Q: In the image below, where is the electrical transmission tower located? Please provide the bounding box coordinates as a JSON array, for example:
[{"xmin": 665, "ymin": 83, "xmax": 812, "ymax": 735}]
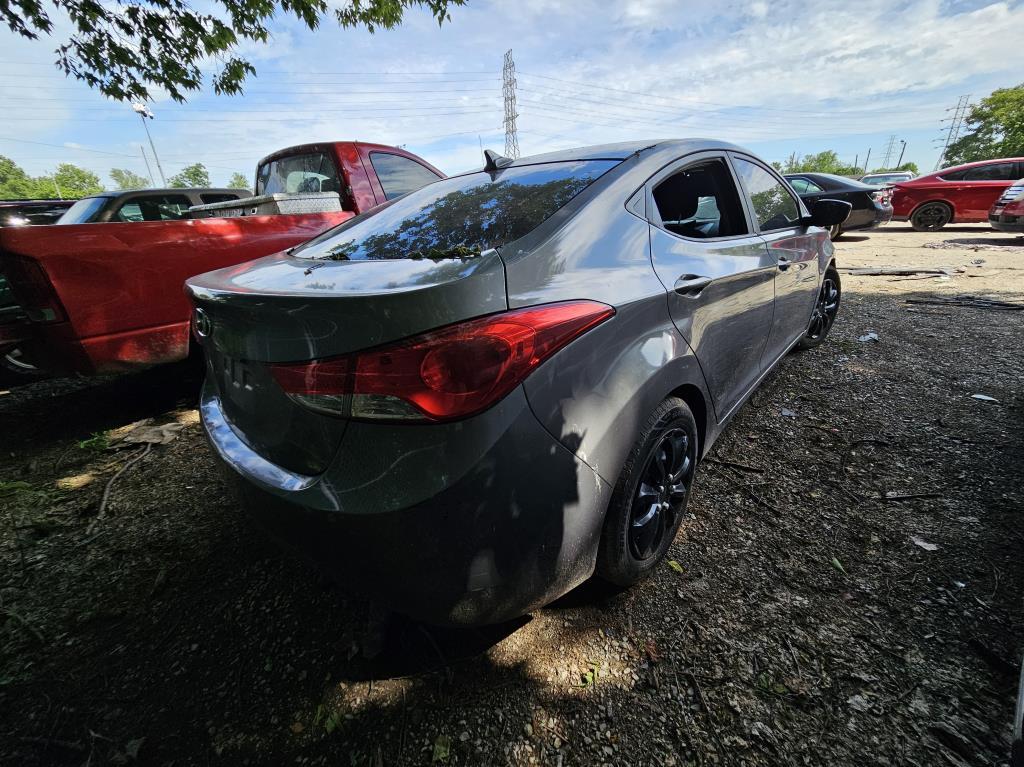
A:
[
  {"xmin": 934, "ymin": 94, "xmax": 970, "ymax": 170},
  {"xmin": 502, "ymin": 49, "xmax": 520, "ymax": 159},
  {"xmin": 880, "ymin": 134, "xmax": 897, "ymax": 169}
]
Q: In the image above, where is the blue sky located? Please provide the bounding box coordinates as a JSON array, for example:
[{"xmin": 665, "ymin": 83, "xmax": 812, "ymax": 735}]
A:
[{"xmin": 2, "ymin": 0, "xmax": 1023, "ymax": 187}]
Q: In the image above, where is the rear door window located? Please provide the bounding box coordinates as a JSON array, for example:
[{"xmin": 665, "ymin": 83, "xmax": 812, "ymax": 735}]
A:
[
  {"xmin": 961, "ymin": 162, "xmax": 1017, "ymax": 181},
  {"xmin": 651, "ymin": 158, "xmax": 748, "ymax": 239},
  {"xmin": 293, "ymin": 159, "xmax": 619, "ymax": 261},
  {"xmin": 114, "ymin": 194, "xmax": 191, "ymax": 222},
  {"xmin": 369, "ymin": 152, "xmax": 442, "ymax": 200},
  {"xmin": 733, "ymin": 158, "xmax": 802, "ymax": 231},
  {"xmin": 788, "ymin": 177, "xmax": 824, "ymax": 194}
]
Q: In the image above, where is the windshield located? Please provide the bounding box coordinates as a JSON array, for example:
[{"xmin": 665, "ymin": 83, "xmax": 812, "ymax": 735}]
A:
[
  {"xmin": 293, "ymin": 159, "xmax": 619, "ymax": 261},
  {"xmin": 57, "ymin": 196, "xmax": 109, "ymax": 224},
  {"xmin": 256, "ymin": 152, "xmax": 340, "ymax": 196}
]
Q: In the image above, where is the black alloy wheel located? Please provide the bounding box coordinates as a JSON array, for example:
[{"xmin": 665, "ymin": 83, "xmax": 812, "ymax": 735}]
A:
[
  {"xmin": 795, "ymin": 266, "xmax": 842, "ymax": 351},
  {"xmin": 629, "ymin": 429, "xmax": 692, "ymax": 560},
  {"xmin": 911, "ymin": 202, "xmax": 952, "ymax": 231},
  {"xmin": 597, "ymin": 397, "xmax": 699, "ymax": 586}
]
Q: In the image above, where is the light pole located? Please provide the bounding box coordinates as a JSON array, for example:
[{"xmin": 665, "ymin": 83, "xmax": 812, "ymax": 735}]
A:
[
  {"xmin": 132, "ymin": 103, "xmax": 166, "ymax": 186},
  {"xmin": 896, "ymin": 140, "xmax": 907, "ymax": 168}
]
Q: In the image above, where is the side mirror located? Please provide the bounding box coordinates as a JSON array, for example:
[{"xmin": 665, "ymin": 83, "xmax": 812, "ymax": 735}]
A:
[{"xmin": 805, "ymin": 198, "xmax": 852, "ymax": 228}]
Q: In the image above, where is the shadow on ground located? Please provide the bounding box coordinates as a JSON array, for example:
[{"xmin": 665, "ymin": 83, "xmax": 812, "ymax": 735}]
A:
[{"xmin": 1, "ymin": 284, "xmax": 1022, "ymax": 766}]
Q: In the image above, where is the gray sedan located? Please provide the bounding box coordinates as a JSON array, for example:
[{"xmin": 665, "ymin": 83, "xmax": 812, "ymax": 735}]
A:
[{"xmin": 185, "ymin": 140, "xmax": 849, "ymax": 626}]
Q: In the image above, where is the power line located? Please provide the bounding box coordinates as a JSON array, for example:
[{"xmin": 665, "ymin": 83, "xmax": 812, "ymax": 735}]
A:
[
  {"xmin": 517, "ymin": 71, "xmax": 945, "ymax": 118},
  {"xmin": 0, "ymin": 136, "xmax": 138, "ymax": 157},
  {"xmin": 502, "ymin": 49, "xmax": 520, "ymax": 159}
]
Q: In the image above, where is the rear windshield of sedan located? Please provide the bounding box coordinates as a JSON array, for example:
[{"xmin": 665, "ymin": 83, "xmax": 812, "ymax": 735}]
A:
[{"xmin": 292, "ymin": 159, "xmax": 619, "ymax": 261}]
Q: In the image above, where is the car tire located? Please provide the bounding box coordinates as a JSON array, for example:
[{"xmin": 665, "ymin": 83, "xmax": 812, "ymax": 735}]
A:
[
  {"xmin": 596, "ymin": 397, "xmax": 698, "ymax": 587},
  {"xmin": 910, "ymin": 201, "xmax": 952, "ymax": 231},
  {"xmin": 794, "ymin": 265, "xmax": 842, "ymax": 351},
  {"xmin": 829, "ymin": 223, "xmax": 843, "ymax": 240}
]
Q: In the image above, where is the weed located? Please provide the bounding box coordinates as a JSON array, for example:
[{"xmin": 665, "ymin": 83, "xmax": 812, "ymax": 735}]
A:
[{"xmin": 77, "ymin": 432, "xmax": 110, "ymax": 452}]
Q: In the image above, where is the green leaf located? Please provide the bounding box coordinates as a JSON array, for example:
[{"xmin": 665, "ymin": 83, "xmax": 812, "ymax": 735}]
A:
[
  {"xmin": 432, "ymin": 733, "xmax": 452, "ymax": 762},
  {"xmin": 830, "ymin": 556, "xmax": 848, "ymax": 575},
  {"xmin": 667, "ymin": 560, "xmax": 684, "ymax": 574}
]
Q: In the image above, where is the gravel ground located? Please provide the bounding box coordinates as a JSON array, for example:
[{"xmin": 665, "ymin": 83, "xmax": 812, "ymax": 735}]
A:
[{"xmin": 1, "ymin": 223, "xmax": 1022, "ymax": 766}]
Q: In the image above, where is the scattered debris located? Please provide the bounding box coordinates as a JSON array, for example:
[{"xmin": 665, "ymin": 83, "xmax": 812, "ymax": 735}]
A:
[
  {"xmin": 857, "ymin": 332, "xmax": 879, "ymax": 342},
  {"xmin": 780, "ymin": 407, "xmax": 796, "ymax": 418},
  {"xmin": 85, "ymin": 443, "xmax": 153, "ymax": 535},
  {"xmin": 905, "ymin": 295, "xmax": 1024, "ymax": 311},
  {"xmin": 970, "ymin": 394, "xmax": 999, "ymax": 403},
  {"xmin": 666, "ymin": 559, "xmax": 684, "ymax": 574},
  {"xmin": 843, "ymin": 266, "xmax": 961, "ymax": 276},
  {"xmin": 120, "ymin": 420, "xmax": 185, "ymax": 445},
  {"xmin": 911, "ymin": 536, "xmax": 939, "ymax": 552}
]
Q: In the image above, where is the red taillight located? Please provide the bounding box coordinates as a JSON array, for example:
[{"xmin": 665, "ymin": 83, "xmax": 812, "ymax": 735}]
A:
[
  {"xmin": 270, "ymin": 300, "xmax": 615, "ymax": 422},
  {"xmin": 2, "ymin": 256, "xmax": 66, "ymax": 323}
]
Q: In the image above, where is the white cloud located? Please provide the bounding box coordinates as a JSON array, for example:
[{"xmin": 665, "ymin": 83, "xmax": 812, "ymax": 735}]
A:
[{"xmin": 1, "ymin": 0, "xmax": 1022, "ymax": 179}]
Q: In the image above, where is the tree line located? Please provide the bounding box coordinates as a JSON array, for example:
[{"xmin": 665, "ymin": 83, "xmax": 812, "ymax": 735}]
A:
[
  {"xmin": 0, "ymin": 156, "xmax": 251, "ymax": 199},
  {"xmin": 771, "ymin": 151, "xmax": 918, "ymax": 178}
]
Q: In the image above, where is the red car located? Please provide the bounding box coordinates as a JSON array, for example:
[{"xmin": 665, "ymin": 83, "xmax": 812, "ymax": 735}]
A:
[
  {"xmin": 891, "ymin": 157, "xmax": 1024, "ymax": 231},
  {"xmin": 0, "ymin": 141, "xmax": 444, "ymax": 376}
]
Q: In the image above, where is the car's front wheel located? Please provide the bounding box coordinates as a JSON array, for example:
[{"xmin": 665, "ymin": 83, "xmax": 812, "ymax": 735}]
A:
[
  {"xmin": 795, "ymin": 265, "xmax": 841, "ymax": 351},
  {"xmin": 910, "ymin": 201, "xmax": 952, "ymax": 231},
  {"xmin": 596, "ymin": 397, "xmax": 698, "ymax": 586},
  {"xmin": 829, "ymin": 223, "xmax": 843, "ymax": 240}
]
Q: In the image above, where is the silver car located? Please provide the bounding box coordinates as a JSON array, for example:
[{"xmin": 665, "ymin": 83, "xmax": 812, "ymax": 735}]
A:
[{"xmin": 185, "ymin": 140, "xmax": 849, "ymax": 626}]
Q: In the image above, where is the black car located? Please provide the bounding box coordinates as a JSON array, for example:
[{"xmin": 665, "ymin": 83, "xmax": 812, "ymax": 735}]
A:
[
  {"xmin": 57, "ymin": 188, "xmax": 249, "ymax": 224},
  {"xmin": 785, "ymin": 172, "xmax": 893, "ymax": 238},
  {"xmin": 0, "ymin": 199, "xmax": 76, "ymax": 227}
]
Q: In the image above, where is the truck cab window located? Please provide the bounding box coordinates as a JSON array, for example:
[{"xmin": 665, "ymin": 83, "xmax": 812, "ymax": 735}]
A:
[
  {"xmin": 115, "ymin": 195, "xmax": 191, "ymax": 222},
  {"xmin": 369, "ymin": 152, "xmax": 442, "ymax": 200},
  {"xmin": 256, "ymin": 152, "xmax": 343, "ymax": 199}
]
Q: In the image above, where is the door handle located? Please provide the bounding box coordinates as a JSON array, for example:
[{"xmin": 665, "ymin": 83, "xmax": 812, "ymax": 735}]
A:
[
  {"xmin": 673, "ymin": 275, "xmax": 712, "ymax": 295},
  {"xmin": 777, "ymin": 256, "xmax": 792, "ymax": 270}
]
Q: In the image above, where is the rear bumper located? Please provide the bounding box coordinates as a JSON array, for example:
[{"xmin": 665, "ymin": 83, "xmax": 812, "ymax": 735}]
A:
[
  {"xmin": 844, "ymin": 205, "xmax": 893, "ymax": 231},
  {"xmin": 201, "ymin": 382, "xmax": 613, "ymax": 626}
]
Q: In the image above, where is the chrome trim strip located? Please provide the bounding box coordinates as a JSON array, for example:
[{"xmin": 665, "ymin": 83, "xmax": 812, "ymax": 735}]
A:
[{"xmin": 200, "ymin": 394, "xmax": 318, "ymax": 493}]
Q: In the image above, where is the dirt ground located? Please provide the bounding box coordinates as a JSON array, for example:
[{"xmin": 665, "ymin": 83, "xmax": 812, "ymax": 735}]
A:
[{"xmin": 1, "ymin": 223, "xmax": 1022, "ymax": 767}]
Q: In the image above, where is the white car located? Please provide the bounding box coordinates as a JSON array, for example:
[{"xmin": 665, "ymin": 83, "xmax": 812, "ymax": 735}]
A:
[{"xmin": 859, "ymin": 171, "xmax": 915, "ymax": 186}]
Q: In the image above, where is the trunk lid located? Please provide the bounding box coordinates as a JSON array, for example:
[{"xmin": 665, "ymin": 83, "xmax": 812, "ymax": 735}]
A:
[{"xmin": 186, "ymin": 250, "xmax": 507, "ymax": 475}]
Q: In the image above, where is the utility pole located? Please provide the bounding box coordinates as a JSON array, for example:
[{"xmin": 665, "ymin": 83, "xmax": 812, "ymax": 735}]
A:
[
  {"xmin": 502, "ymin": 49, "xmax": 520, "ymax": 159},
  {"xmin": 132, "ymin": 103, "xmax": 166, "ymax": 186},
  {"xmin": 896, "ymin": 140, "xmax": 907, "ymax": 168},
  {"xmin": 864, "ymin": 148, "xmax": 872, "ymax": 173},
  {"xmin": 139, "ymin": 146, "xmax": 155, "ymax": 186},
  {"xmin": 881, "ymin": 134, "xmax": 897, "ymax": 169},
  {"xmin": 934, "ymin": 94, "xmax": 970, "ymax": 171}
]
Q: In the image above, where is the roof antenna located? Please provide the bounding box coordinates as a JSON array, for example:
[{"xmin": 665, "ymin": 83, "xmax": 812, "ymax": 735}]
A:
[{"xmin": 483, "ymin": 149, "xmax": 514, "ymax": 172}]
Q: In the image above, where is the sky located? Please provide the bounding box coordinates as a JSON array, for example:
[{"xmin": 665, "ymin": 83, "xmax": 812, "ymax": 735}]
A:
[{"xmin": 2, "ymin": 0, "xmax": 1024, "ymax": 189}]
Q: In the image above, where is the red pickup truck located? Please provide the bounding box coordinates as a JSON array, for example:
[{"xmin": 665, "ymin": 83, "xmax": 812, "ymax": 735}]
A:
[{"xmin": 0, "ymin": 141, "xmax": 443, "ymax": 375}]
